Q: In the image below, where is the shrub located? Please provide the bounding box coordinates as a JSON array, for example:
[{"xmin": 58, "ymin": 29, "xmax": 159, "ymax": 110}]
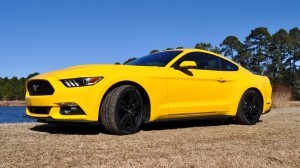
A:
[{"xmin": 272, "ymin": 85, "xmax": 292, "ymax": 108}]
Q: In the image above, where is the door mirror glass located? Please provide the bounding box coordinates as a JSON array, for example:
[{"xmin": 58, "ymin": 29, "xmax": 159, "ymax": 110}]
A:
[{"xmin": 178, "ymin": 61, "xmax": 197, "ymax": 69}]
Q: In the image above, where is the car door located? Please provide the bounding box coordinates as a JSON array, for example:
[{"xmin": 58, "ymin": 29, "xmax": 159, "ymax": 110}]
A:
[
  {"xmin": 167, "ymin": 52, "xmax": 237, "ymax": 115},
  {"xmin": 217, "ymin": 57, "xmax": 241, "ymax": 111}
]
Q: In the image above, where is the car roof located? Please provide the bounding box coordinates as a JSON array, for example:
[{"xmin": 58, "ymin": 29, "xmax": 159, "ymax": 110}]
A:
[{"xmin": 164, "ymin": 48, "xmax": 222, "ymax": 56}]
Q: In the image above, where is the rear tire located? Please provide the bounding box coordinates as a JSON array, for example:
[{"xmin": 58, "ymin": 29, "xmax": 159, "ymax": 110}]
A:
[
  {"xmin": 100, "ymin": 85, "xmax": 144, "ymax": 135},
  {"xmin": 235, "ymin": 90, "xmax": 263, "ymax": 125}
]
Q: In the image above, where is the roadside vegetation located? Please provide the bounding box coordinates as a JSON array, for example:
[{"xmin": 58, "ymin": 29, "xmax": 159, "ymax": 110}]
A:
[
  {"xmin": 272, "ymin": 85, "xmax": 292, "ymax": 108},
  {"xmin": 1, "ymin": 27, "xmax": 300, "ymax": 103}
]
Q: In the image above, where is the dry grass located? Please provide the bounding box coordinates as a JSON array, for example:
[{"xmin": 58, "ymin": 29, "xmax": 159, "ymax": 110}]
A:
[
  {"xmin": 0, "ymin": 100, "xmax": 25, "ymax": 106},
  {"xmin": 0, "ymin": 107, "xmax": 300, "ymax": 168},
  {"xmin": 272, "ymin": 85, "xmax": 292, "ymax": 108}
]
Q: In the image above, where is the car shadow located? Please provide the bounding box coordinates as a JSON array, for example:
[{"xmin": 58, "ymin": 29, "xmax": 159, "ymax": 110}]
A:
[
  {"xmin": 29, "ymin": 118, "xmax": 261, "ymax": 135},
  {"xmin": 141, "ymin": 117, "xmax": 232, "ymax": 131},
  {"xmin": 30, "ymin": 124, "xmax": 106, "ymax": 135}
]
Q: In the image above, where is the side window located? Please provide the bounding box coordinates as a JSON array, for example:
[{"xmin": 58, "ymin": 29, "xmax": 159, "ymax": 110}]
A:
[
  {"xmin": 220, "ymin": 59, "xmax": 238, "ymax": 71},
  {"xmin": 174, "ymin": 52, "xmax": 221, "ymax": 70}
]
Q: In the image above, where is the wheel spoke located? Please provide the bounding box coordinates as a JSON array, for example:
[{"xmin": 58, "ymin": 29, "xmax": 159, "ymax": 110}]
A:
[
  {"xmin": 246, "ymin": 96, "xmax": 253, "ymax": 105},
  {"xmin": 243, "ymin": 99, "xmax": 250, "ymax": 111},
  {"xmin": 244, "ymin": 109, "xmax": 249, "ymax": 116},
  {"xmin": 121, "ymin": 100, "xmax": 129, "ymax": 109},
  {"xmin": 248, "ymin": 110, "xmax": 253, "ymax": 120},
  {"xmin": 132, "ymin": 105, "xmax": 141, "ymax": 114},
  {"xmin": 128, "ymin": 93, "xmax": 135, "ymax": 105},
  {"xmin": 244, "ymin": 94, "xmax": 256, "ymax": 120},
  {"xmin": 252, "ymin": 106, "xmax": 260, "ymax": 113},
  {"xmin": 120, "ymin": 114, "xmax": 130, "ymax": 128},
  {"xmin": 129, "ymin": 115, "xmax": 136, "ymax": 127}
]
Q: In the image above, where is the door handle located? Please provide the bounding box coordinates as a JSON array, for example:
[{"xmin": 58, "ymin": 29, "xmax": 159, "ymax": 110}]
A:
[{"xmin": 217, "ymin": 78, "xmax": 226, "ymax": 83}]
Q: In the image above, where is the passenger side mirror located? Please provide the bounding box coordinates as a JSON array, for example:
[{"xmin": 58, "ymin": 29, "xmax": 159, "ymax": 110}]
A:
[{"xmin": 178, "ymin": 61, "xmax": 197, "ymax": 69}]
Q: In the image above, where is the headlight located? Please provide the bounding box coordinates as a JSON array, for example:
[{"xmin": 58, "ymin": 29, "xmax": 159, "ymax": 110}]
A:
[{"xmin": 61, "ymin": 77, "xmax": 103, "ymax": 87}]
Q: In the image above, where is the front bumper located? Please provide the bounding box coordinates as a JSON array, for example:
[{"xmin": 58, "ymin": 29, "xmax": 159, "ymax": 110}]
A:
[{"xmin": 26, "ymin": 75, "xmax": 105, "ymax": 122}]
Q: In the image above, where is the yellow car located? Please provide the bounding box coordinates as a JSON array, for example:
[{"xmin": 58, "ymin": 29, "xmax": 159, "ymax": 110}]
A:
[{"xmin": 26, "ymin": 49, "xmax": 272, "ymax": 135}]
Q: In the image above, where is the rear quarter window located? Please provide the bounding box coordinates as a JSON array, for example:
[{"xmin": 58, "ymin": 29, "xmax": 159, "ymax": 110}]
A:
[{"xmin": 220, "ymin": 59, "xmax": 238, "ymax": 71}]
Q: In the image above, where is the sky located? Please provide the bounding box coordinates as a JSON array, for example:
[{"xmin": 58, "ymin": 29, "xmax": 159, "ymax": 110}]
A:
[{"xmin": 0, "ymin": 0, "xmax": 299, "ymax": 78}]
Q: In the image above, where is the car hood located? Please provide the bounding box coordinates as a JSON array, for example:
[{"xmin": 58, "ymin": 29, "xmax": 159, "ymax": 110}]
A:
[{"xmin": 33, "ymin": 64, "xmax": 162, "ymax": 79}]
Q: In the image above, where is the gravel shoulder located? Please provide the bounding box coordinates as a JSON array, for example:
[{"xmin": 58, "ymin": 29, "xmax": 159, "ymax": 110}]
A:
[{"xmin": 0, "ymin": 107, "xmax": 299, "ymax": 167}]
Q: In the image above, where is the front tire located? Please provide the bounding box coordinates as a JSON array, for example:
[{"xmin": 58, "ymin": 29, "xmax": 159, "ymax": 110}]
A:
[
  {"xmin": 235, "ymin": 90, "xmax": 263, "ymax": 125},
  {"xmin": 100, "ymin": 85, "xmax": 144, "ymax": 135}
]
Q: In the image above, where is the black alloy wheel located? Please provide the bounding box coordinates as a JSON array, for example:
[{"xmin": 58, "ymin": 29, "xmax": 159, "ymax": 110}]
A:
[
  {"xmin": 118, "ymin": 90, "xmax": 143, "ymax": 133},
  {"xmin": 235, "ymin": 90, "xmax": 263, "ymax": 125},
  {"xmin": 100, "ymin": 85, "xmax": 144, "ymax": 135}
]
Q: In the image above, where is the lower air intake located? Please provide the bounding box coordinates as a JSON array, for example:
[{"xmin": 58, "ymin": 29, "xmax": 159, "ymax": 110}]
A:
[{"xmin": 28, "ymin": 106, "xmax": 52, "ymax": 114}]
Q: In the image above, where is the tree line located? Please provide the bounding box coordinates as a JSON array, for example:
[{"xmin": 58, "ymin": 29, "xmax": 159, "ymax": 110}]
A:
[
  {"xmin": 1, "ymin": 27, "xmax": 300, "ymax": 100},
  {"xmin": 0, "ymin": 73, "xmax": 39, "ymax": 101}
]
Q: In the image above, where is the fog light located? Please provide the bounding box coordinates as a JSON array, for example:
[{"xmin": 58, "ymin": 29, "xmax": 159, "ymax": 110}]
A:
[
  {"xmin": 61, "ymin": 108, "xmax": 71, "ymax": 115},
  {"xmin": 58, "ymin": 102, "xmax": 86, "ymax": 115}
]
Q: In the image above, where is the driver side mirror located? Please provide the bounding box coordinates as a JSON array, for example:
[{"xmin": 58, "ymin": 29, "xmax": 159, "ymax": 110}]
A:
[{"xmin": 178, "ymin": 61, "xmax": 197, "ymax": 69}]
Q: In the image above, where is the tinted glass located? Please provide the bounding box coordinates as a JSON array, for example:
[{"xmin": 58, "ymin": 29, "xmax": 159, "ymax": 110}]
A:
[
  {"xmin": 127, "ymin": 51, "xmax": 182, "ymax": 67},
  {"xmin": 220, "ymin": 59, "xmax": 238, "ymax": 71},
  {"xmin": 174, "ymin": 52, "xmax": 221, "ymax": 70}
]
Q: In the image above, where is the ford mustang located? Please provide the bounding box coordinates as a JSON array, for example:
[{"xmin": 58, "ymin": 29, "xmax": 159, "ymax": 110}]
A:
[{"xmin": 26, "ymin": 49, "xmax": 272, "ymax": 135}]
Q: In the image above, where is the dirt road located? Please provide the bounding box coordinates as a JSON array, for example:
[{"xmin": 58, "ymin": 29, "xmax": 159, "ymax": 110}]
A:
[{"xmin": 0, "ymin": 107, "xmax": 299, "ymax": 167}]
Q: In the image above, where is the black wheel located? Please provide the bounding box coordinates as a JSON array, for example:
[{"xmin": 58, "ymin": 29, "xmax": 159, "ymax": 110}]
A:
[
  {"xmin": 100, "ymin": 85, "xmax": 144, "ymax": 135},
  {"xmin": 235, "ymin": 90, "xmax": 263, "ymax": 125}
]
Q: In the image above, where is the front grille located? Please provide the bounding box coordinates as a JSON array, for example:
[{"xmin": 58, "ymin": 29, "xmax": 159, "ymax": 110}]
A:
[
  {"xmin": 28, "ymin": 106, "xmax": 52, "ymax": 114},
  {"xmin": 27, "ymin": 80, "xmax": 55, "ymax": 96}
]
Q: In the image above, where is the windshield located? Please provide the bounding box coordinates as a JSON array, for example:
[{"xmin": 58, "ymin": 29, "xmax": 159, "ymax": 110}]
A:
[{"xmin": 127, "ymin": 51, "xmax": 183, "ymax": 67}]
